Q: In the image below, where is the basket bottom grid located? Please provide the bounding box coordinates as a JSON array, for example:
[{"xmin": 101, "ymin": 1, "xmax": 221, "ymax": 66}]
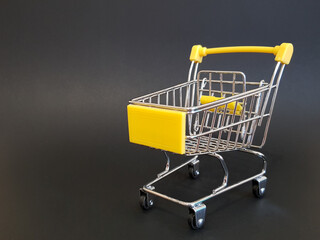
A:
[{"xmin": 185, "ymin": 136, "xmax": 248, "ymax": 155}]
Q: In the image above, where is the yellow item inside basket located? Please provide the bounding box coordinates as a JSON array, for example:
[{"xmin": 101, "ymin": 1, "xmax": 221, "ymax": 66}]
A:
[
  {"xmin": 127, "ymin": 104, "xmax": 186, "ymax": 154},
  {"xmin": 200, "ymin": 95, "xmax": 243, "ymax": 115}
]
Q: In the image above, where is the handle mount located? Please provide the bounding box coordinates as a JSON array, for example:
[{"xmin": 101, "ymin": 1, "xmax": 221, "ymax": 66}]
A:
[{"xmin": 190, "ymin": 43, "xmax": 293, "ymax": 64}]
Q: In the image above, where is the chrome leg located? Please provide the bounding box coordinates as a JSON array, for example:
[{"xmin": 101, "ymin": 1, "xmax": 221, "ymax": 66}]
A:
[
  {"xmin": 157, "ymin": 151, "xmax": 171, "ymax": 178},
  {"xmin": 211, "ymin": 152, "xmax": 228, "ymax": 192},
  {"xmin": 145, "ymin": 155, "xmax": 198, "ymax": 190},
  {"xmin": 239, "ymin": 148, "xmax": 267, "ymax": 175}
]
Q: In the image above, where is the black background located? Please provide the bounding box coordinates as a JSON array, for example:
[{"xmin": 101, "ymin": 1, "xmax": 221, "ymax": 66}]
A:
[{"xmin": 1, "ymin": 0, "xmax": 320, "ymax": 239}]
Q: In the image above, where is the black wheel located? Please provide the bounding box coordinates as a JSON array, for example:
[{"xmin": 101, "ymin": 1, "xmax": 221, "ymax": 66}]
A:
[
  {"xmin": 188, "ymin": 213, "xmax": 205, "ymax": 230},
  {"xmin": 252, "ymin": 180, "xmax": 266, "ymax": 198},
  {"xmin": 188, "ymin": 165, "xmax": 200, "ymax": 179},
  {"xmin": 139, "ymin": 194, "xmax": 153, "ymax": 210}
]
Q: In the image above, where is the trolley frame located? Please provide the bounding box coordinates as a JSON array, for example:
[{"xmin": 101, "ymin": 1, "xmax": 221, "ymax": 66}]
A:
[{"xmin": 129, "ymin": 43, "xmax": 293, "ymax": 229}]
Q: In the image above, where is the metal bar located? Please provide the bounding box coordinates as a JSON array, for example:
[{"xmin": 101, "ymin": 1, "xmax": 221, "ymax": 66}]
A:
[
  {"xmin": 188, "ymin": 113, "xmax": 192, "ymax": 136},
  {"xmin": 224, "ymin": 101, "xmax": 238, "ymax": 150},
  {"xmin": 143, "ymin": 149, "xmax": 267, "ymax": 208},
  {"xmin": 198, "ymin": 70, "xmax": 245, "ymax": 76},
  {"xmin": 241, "ymin": 95, "xmax": 256, "ymax": 147},
  {"xmin": 166, "ymin": 92, "xmax": 168, "ymax": 105},
  {"xmin": 232, "ymin": 73, "xmax": 236, "ymax": 95},
  {"xmin": 219, "ymin": 73, "xmax": 223, "ymax": 97},
  {"xmin": 258, "ymin": 62, "xmax": 280, "ymax": 125},
  {"xmin": 202, "ymin": 80, "xmax": 263, "ymax": 85},
  {"xmin": 145, "ymin": 156, "xmax": 198, "ymax": 187},
  {"xmin": 213, "ymin": 104, "xmax": 228, "ymax": 151},
  {"xmin": 187, "ymin": 86, "xmax": 269, "ymax": 113},
  {"xmin": 209, "ymin": 72, "xmax": 212, "ymax": 96},
  {"xmin": 247, "ymin": 81, "xmax": 265, "ymax": 145},
  {"xmin": 130, "ymin": 83, "xmax": 269, "ymax": 113},
  {"xmin": 185, "ymin": 62, "xmax": 195, "ymax": 107},
  {"xmin": 211, "ymin": 153, "xmax": 228, "ymax": 192},
  {"xmin": 190, "ymin": 148, "xmax": 266, "ymax": 205},
  {"xmin": 257, "ymin": 63, "xmax": 286, "ymax": 147},
  {"xmin": 206, "ymin": 107, "xmax": 218, "ymax": 151},
  {"xmin": 186, "ymin": 114, "xmax": 270, "ymax": 139},
  {"xmin": 191, "ymin": 82, "xmax": 196, "ymax": 107},
  {"xmin": 137, "ymin": 84, "xmax": 256, "ymax": 104},
  {"xmin": 131, "ymin": 78, "xmax": 264, "ymax": 106},
  {"xmin": 191, "ymin": 171, "xmax": 265, "ymax": 205},
  {"xmin": 196, "ymin": 111, "xmax": 208, "ymax": 151},
  {"xmin": 157, "ymin": 151, "xmax": 171, "ymax": 178},
  {"xmin": 179, "ymin": 87, "xmax": 182, "ymax": 107},
  {"xmin": 142, "ymin": 187, "xmax": 192, "ymax": 207},
  {"xmin": 242, "ymin": 73, "xmax": 247, "ymax": 93},
  {"xmin": 132, "ymin": 80, "xmax": 194, "ymax": 102},
  {"xmin": 173, "ymin": 89, "xmax": 175, "ymax": 106}
]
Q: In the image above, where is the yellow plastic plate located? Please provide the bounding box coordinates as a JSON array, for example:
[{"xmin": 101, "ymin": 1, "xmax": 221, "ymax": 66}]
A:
[{"xmin": 127, "ymin": 104, "xmax": 186, "ymax": 154}]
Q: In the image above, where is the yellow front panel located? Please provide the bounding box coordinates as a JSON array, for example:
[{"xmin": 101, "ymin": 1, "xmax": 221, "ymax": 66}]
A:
[{"xmin": 127, "ymin": 104, "xmax": 186, "ymax": 154}]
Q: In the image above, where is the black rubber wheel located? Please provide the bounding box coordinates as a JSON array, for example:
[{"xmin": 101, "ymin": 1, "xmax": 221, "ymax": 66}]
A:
[
  {"xmin": 188, "ymin": 213, "xmax": 204, "ymax": 230},
  {"xmin": 252, "ymin": 181, "xmax": 265, "ymax": 198},
  {"xmin": 188, "ymin": 165, "xmax": 200, "ymax": 179},
  {"xmin": 139, "ymin": 195, "xmax": 153, "ymax": 210}
]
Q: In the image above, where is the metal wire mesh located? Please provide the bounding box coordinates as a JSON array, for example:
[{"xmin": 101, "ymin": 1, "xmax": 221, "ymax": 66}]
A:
[{"xmin": 130, "ymin": 62, "xmax": 285, "ymax": 155}]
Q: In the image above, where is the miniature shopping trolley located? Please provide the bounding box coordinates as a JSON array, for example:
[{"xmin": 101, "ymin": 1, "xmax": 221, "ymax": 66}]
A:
[{"xmin": 127, "ymin": 43, "xmax": 293, "ymax": 229}]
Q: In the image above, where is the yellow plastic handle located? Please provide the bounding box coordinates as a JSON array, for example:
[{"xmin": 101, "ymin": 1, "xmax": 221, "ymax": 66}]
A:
[{"xmin": 190, "ymin": 43, "xmax": 293, "ymax": 64}]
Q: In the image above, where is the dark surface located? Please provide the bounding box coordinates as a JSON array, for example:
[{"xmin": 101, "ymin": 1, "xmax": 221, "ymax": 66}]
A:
[{"xmin": 0, "ymin": 0, "xmax": 320, "ymax": 239}]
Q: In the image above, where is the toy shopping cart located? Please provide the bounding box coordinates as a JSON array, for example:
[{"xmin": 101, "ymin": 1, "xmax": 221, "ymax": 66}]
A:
[{"xmin": 127, "ymin": 43, "xmax": 293, "ymax": 229}]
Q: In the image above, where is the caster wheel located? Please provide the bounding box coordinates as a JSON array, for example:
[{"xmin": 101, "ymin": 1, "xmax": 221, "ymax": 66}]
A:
[
  {"xmin": 188, "ymin": 161, "xmax": 200, "ymax": 179},
  {"xmin": 139, "ymin": 193, "xmax": 154, "ymax": 210},
  {"xmin": 252, "ymin": 176, "xmax": 267, "ymax": 198},
  {"xmin": 188, "ymin": 204, "xmax": 206, "ymax": 230},
  {"xmin": 188, "ymin": 213, "xmax": 205, "ymax": 230}
]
